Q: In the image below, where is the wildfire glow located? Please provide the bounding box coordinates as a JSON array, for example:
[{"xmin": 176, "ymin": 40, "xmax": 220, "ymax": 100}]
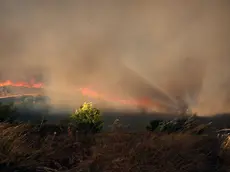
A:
[
  {"xmin": 0, "ymin": 80, "xmax": 161, "ymax": 109},
  {"xmin": 79, "ymin": 87, "xmax": 159, "ymax": 108},
  {"xmin": 0, "ymin": 80, "xmax": 43, "ymax": 88}
]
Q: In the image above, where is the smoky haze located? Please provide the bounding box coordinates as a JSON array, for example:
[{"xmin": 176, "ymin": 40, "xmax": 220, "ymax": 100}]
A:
[{"xmin": 0, "ymin": 0, "xmax": 230, "ymax": 115}]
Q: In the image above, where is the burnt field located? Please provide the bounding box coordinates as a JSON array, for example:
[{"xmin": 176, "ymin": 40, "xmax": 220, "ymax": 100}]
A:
[
  {"xmin": 1, "ymin": 123, "xmax": 230, "ymax": 172},
  {"xmin": 1, "ymin": 95, "xmax": 230, "ymax": 171},
  {"xmin": 1, "ymin": 94, "xmax": 230, "ymax": 131}
]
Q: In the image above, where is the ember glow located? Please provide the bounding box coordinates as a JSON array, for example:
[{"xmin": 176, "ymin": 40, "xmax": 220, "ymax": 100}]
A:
[{"xmin": 0, "ymin": 80, "xmax": 162, "ymax": 110}]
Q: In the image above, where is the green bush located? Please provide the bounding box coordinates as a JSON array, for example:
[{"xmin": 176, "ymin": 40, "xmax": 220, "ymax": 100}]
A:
[
  {"xmin": 20, "ymin": 96, "xmax": 34, "ymax": 108},
  {"xmin": 146, "ymin": 119, "xmax": 163, "ymax": 132},
  {"xmin": 0, "ymin": 102, "xmax": 18, "ymax": 123},
  {"xmin": 158, "ymin": 120, "xmax": 184, "ymax": 133},
  {"xmin": 146, "ymin": 114, "xmax": 204, "ymax": 134},
  {"xmin": 69, "ymin": 102, "xmax": 103, "ymax": 134}
]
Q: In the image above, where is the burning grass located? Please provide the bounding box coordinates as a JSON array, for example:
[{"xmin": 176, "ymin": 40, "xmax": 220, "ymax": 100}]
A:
[
  {"xmin": 0, "ymin": 123, "xmax": 229, "ymax": 172},
  {"xmin": 0, "ymin": 80, "xmax": 170, "ymax": 112}
]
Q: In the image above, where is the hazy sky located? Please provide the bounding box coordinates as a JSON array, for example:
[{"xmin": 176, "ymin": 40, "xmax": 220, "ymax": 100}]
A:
[{"xmin": 0, "ymin": 0, "xmax": 230, "ymax": 114}]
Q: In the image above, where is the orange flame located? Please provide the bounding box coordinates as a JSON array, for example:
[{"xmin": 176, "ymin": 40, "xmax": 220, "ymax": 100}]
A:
[
  {"xmin": 0, "ymin": 80, "xmax": 161, "ymax": 109},
  {"xmin": 79, "ymin": 87, "xmax": 160, "ymax": 109},
  {"xmin": 0, "ymin": 80, "xmax": 43, "ymax": 88}
]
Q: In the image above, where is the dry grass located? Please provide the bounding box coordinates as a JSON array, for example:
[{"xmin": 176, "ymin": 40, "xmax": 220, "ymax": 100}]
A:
[
  {"xmin": 0, "ymin": 123, "xmax": 90, "ymax": 171},
  {"xmin": 0, "ymin": 124, "xmax": 229, "ymax": 172},
  {"xmin": 84, "ymin": 132, "xmax": 220, "ymax": 172}
]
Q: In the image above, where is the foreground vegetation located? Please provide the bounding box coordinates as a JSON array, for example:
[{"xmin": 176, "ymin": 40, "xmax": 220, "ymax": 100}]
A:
[{"xmin": 1, "ymin": 101, "xmax": 230, "ymax": 171}]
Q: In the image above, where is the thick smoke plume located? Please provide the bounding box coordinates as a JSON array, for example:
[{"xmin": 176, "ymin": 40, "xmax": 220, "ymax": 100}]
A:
[{"xmin": 0, "ymin": 0, "xmax": 230, "ymax": 115}]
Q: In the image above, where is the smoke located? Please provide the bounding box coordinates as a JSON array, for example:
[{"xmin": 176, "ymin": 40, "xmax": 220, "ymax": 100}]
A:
[{"xmin": 0, "ymin": 0, "xmax": 230, "ymax": 114}]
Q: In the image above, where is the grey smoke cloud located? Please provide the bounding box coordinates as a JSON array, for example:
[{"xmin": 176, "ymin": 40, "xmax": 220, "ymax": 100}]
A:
[{"xmin": 0, "ymin": 0, "xmax": 230, "ymax": 114}]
